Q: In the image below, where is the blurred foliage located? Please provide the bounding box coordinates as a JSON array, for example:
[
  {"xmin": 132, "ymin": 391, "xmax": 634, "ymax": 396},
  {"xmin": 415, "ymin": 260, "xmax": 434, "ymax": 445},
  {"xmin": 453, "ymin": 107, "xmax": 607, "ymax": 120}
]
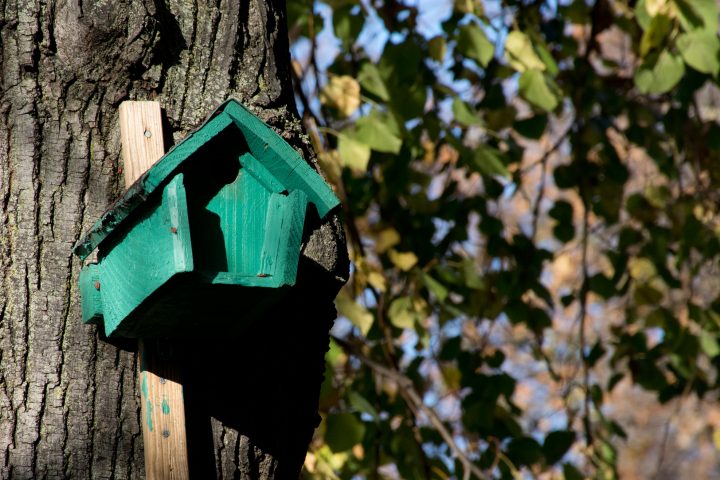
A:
[{"xmin": 289, "ymin": 0, "xmax": 720, "ymax": 478}]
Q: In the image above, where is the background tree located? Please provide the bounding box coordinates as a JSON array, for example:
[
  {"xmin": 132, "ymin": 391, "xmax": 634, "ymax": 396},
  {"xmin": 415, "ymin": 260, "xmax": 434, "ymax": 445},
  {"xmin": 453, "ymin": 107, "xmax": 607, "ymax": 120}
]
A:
[
  {"xmin": 291, "ymin": 0, "xmax": 720, "ymax": 479},
  {"xmin": 0, "ymin": 1, "xmax": 346, "ymax": 478}
]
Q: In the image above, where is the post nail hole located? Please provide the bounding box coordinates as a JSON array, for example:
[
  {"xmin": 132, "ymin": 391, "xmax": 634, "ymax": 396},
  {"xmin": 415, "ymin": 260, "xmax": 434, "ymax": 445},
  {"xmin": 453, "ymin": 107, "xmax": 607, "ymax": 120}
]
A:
[{"xmin": 162, "ymin": 430, "xmax": 170, "ymax": 438}]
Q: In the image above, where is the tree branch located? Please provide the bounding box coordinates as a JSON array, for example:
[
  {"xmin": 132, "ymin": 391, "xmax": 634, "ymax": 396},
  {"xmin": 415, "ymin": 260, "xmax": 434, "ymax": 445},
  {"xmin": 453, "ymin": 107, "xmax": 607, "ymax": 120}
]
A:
[{"xmin": 331, "ymin": 336, "xmax": 489, "ymax": 480}]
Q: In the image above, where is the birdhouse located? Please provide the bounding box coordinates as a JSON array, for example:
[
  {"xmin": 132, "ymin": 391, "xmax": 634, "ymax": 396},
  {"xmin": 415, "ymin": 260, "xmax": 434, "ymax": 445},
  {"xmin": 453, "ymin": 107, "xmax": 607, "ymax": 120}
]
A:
[{"xmin": 73, "ymin": 99, "xmax": 339, "ymax": 338}]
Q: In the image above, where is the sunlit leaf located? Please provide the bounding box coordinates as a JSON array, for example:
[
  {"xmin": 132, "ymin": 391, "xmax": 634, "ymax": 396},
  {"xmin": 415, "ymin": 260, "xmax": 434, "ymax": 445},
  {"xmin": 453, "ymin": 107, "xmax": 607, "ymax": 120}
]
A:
[
  {"xmin": 505, "ymin": 31, "xmax": 546, "ymax": 72},
  {"xmin": 338, "ymin": 134, "xmax": 371, "ymax": 174},
  {"xmin": 452, "ymin": 97, "xmax": 483, "ymax": 126},
  {"xmin": 388, "ymin": 296, "xmax": 417, "ymax": 329},
  {"xmin": 352, "ymin": 112, "xmax": 403, "ymax": 153},
  {"xmin": 639, "ymin": 14, "xmax": 672, "ymax": 56},
  {"xmin": 336, "ymin": 291, "xmax": 374, "ymax": 335},
  {"xmin": 320, "ymin": 75, "xmax": 361, "ymax": 118},
  {"xmin": 376, "ymin": 228, "xmax": 401, "ymax": 253},
  {"xmin": 634, "ymin": 49, "xmax": 685, "ymax": 94},
  {"xmin": 700, "ymin": 330, "xmax": 720, "ymax": 357},
  {"xmin": 675, "ymin": 0, "xmax": 718, "ymax": 34},
  {"xmin": 519, "ymin": 69, "xmax": 560, "ymax": 111},
  {"xmin": 388, "ymin": 249, "xmax": 418, "ymax": 271},
  {"xmin": 677, "ymin": 31, "xmax": 720, "ymax": 74}
]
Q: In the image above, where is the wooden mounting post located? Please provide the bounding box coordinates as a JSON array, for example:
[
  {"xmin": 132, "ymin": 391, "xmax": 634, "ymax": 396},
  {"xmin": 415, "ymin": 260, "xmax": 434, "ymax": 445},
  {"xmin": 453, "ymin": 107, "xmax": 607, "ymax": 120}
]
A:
[{"xmin": 119, "ymin": 101, "xmax": 190, "ymax": 480}]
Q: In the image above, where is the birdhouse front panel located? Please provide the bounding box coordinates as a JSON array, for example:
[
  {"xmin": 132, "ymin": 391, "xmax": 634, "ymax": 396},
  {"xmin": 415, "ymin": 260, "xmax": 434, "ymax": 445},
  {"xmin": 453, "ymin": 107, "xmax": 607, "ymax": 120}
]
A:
[{"xmin": 74, "ymin": 99, "xmax": 340, "ymax": 338}]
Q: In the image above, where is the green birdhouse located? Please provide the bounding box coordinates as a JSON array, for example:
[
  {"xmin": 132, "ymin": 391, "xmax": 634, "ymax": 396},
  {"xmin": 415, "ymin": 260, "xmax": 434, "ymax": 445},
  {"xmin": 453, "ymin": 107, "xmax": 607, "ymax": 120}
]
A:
[{"xmin": 74, "ymin": 99, "xmax": 339, "ymax": 338}]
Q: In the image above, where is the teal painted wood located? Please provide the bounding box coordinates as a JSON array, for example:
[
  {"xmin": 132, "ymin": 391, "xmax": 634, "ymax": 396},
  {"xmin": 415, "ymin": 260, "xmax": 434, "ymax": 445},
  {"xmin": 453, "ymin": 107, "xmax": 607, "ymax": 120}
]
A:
[
  {"xmin": 98, "ymin": 174, "xmax": 193, "ymax": 336},
  {"xmin": 73, "ymin": 99, "xmax": 339, "ymax": 261},
  {"xmin": 260, "ymin": 190, "xmax": 308, "ymax": 286},
  {"xmin": 72, "ymin": 98, "xmax": 341, "ymax": 337},
  {"xmin": 239, "ymin": 152, "xmax": 285, "ymax": 193},
  {"xmin": 79, "ymin": 263, "xmax": 103, "ymax": 324},
  {"xmin": 73, "ymin": 113, "xmax": 233, "ymax": 261},
  {"xmin": 223, "ymin": 101, "xmax": 338, "ymax": 218}
]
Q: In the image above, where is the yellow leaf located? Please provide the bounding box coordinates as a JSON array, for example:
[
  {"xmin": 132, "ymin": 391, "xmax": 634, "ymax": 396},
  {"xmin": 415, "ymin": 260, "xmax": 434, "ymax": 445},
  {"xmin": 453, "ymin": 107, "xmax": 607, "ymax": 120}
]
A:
[
  {"xmin": 320, "ymin": 75, "xmax": 361, "ymax": 118},
  {"xmin": 628, "ymin": 257, "xmax": 656, "ymax": 282},
  {"xmin": 713, "ymin": 428, "xmax": 720, "ymax": 450},
  {"xmin": 505, "ymin": 31, "xmax": 546, "ymax": 72},
  {"xmin": 367, "ymin": 271, "xmax": 387, "ymax": 292},
  {"xmin": 336, "ymin": 290, "xmax": 374, "ymax": 335},
  {"xmin": 645, "ymin": 0, "xmax": 667, "ymax": 17},
  {"xmin": 388, "ymin": 249, "xmax": 418, "ymax": 271},
  {"xmin": 375, "ymin": 228, "xmax": 400, "ymax": 253}
]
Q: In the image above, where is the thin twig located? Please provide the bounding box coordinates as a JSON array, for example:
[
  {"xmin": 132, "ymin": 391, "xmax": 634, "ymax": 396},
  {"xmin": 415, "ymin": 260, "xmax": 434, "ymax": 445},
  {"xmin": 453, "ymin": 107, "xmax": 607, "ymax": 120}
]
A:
[{"xmin": 332, "ymin": 336, "xmax": 489, "ymax": 480}]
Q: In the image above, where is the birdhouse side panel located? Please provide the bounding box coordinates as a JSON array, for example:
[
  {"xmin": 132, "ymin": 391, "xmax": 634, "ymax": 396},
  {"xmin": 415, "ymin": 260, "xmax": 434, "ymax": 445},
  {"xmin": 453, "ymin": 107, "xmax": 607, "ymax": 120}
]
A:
[
  {"xmin": 79, "ymin": 263, "xmax": 103, "ymax": 325},
  {"xmin": 98, "ymin": 175, "xmax": 193, "ymax": 337},
  {"xmin": 259, "ymin": 190, "xmax": 308, "ymax": 286}
]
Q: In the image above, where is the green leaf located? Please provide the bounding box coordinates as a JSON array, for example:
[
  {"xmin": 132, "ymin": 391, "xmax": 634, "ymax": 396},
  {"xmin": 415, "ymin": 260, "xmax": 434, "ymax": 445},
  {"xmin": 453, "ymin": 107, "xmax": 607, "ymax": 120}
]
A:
[
  {"xmin": 677, "ymin": 31, "xmax": 720, "ymax": 74},
  {"xmin": 471, "ymin": 146, "xmax": 510, "ymax": 177},
  {"xmin": 325, "ymin": 413, "xmax": 366, "ymax": 452},
  {"xmin": 513, "ymin": 115, "xmax": 548, "ymax": 139},
  {"xmin": 533, "ymin": 39, "xmax": 559, "ymax": 76},
  {"xmin": 519, "ymin": 69, "xmax": 560, "ymax": 111},
  {"xmin": 640, "ymin": 14, "xmax": 672, "ymax": 56},
  {"xmin": 505, "ymin": 31, "xmax": 546, "ymax": 71},
  {"xmin": 457, "ymin": 23, "xmax": 494, "ymax": 67},
  {"xmin": 358, "ymin": 63, "xmax": 390, "ymax": 101},
  {"xmin": 563, "ymin": 463, "xmax": 584, "ymax": 480},
  {"xmin": 634, "ymin": 49, "xmax": 685, "ymax": 94},
  {"xmin": 542, "ymin": 430, "xmax": 576, "ymax": 465},
  {"xmin": 422, "ymin": 273, "xmax": 448, "ymax": 302},
  {"xmin": 507, "ymin": 436, "xmax": 543, "ymax": 466},
  {"xmin": 634, "ymin": 0, "xmax": 652, "ymax": 30},
  {"xmin": 428, "ymin": 36, "xmax": 447, "ymax": 62},
  {"xmin": 675, "ymin": 0, "xmax": 718, "ymax": 34},
  {"xmin": 352, "ymin": 112, "xmax": 403, "ymax": 153},
  {"xmin": 336, "ymin": 291, "xmax": 374, "ymax": 335},
  {"xmin": 333, "ymin": 5, "xmax": 363, "ymax": 45},
  {"xmin": 338, "ymin": 134, "xmax": 371, "ymax": 174},
  {"xmin": 452, "ymin": 97, "xmax": 483, "ymax": 126},
  {"xmin": 388, "ymin": 296, "xmax": 418, "ymax": 329},
  {"xmin": 347, "ymin": 391, "xmax": 379, "ymax": 420},
  {"xmin": 549, "ymin": 200, "xmax": 574, "ymax": 242},
  {"xmin": 462, "ymin": 259, "xmax": 485, "ymax": 289},
  {"xmin": 700, "ymin": 330, "xmax": 720, "ymax": 357}
]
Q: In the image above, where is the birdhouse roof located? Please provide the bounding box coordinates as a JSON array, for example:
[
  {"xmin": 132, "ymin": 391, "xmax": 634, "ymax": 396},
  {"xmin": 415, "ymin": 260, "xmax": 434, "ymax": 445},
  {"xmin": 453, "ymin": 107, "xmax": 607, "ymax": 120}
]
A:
[{"xmin": 73, "ymin": 99, "xmax": 339, "ymax": 261}]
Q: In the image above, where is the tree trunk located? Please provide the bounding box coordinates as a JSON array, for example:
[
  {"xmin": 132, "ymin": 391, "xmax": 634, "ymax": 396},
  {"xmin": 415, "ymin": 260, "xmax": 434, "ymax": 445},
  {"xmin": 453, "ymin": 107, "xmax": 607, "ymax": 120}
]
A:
[{"xmin": 0, "ymin": 1, "xmax": 348, "ymax": 478}]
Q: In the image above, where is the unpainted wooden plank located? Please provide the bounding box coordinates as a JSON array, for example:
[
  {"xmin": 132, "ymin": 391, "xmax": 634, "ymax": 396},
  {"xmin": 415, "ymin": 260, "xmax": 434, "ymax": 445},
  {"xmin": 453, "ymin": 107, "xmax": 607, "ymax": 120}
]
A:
[
  {"xmin": 74, "ymin": 112, "xmax": 233, "ymax": 260},
  {"xmin": 119, "ymin": 102, "xmax": 166, "ymax": 187},
  {"xmin": 118, "ymin": 101, "xmax": 190, "ymax": 480}
]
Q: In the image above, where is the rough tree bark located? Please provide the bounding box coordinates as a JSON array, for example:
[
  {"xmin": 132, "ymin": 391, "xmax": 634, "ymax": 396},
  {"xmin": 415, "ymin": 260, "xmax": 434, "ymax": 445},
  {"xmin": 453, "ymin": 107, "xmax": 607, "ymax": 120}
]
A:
[{"xmin": 0, "ymin": 1, "xmax": 348, "ymax": 478}]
